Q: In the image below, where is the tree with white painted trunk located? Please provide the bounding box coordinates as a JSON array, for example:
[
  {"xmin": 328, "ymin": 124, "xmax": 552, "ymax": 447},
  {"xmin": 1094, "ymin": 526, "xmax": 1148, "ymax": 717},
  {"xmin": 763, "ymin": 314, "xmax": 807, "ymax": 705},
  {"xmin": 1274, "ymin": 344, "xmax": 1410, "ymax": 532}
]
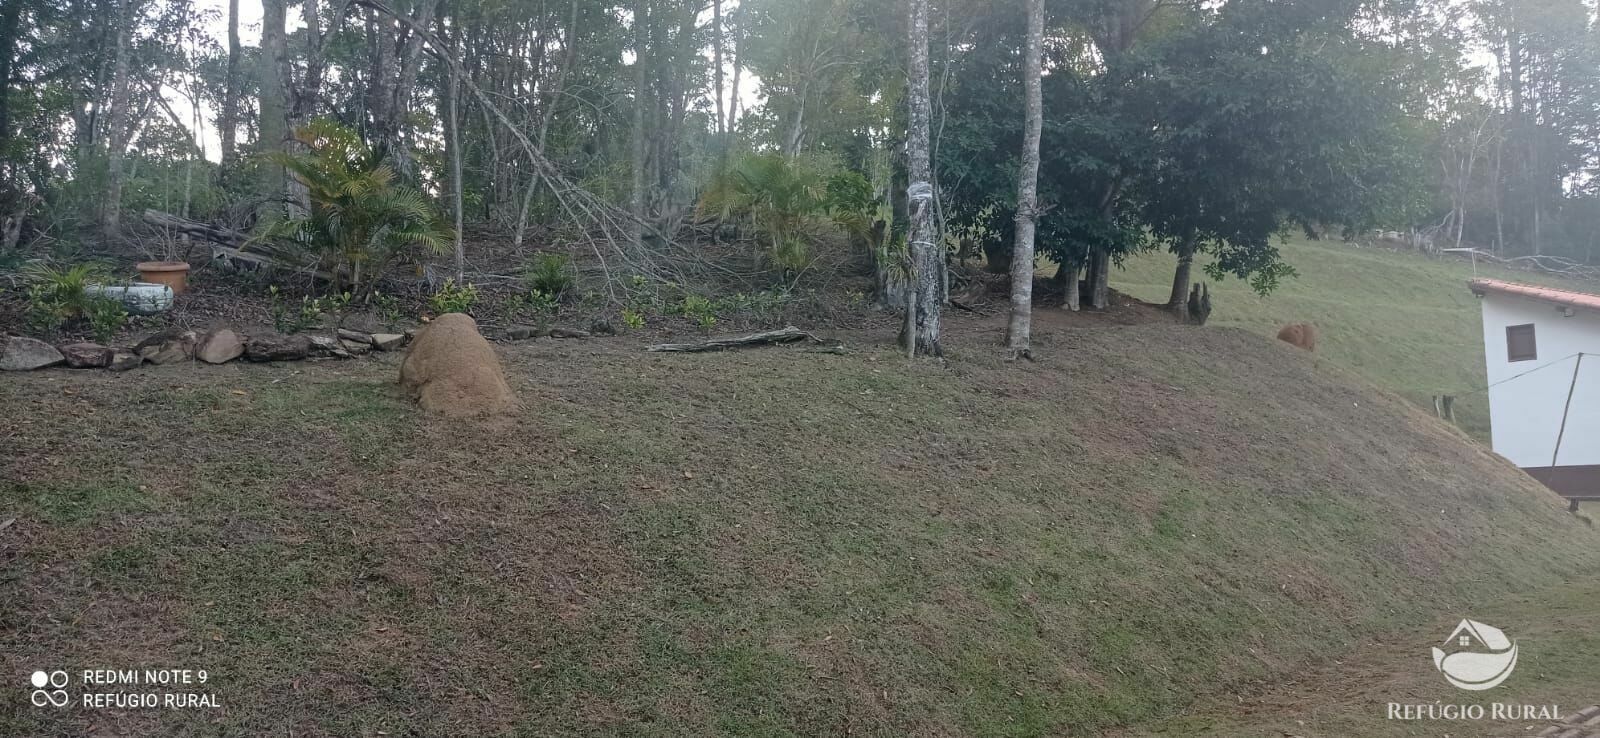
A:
[{"xmin": 1006, "ymin": 0, "xmax": 1044, "ymax": 360}]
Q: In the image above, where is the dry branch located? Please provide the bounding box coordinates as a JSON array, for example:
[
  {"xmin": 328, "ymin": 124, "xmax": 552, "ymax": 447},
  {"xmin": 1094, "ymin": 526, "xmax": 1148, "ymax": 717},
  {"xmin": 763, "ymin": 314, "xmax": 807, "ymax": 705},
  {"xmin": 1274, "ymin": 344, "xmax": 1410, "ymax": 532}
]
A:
[
  {"xmin": 142, "ymin": 209, "xmax": 335, "ymax": 281},
  {"xmin": 143, "ymin": 209, "xmax": 247, "ymax": 249},
  {"xmin": 645, "ymin": 326, "xmax": 823, "ymax": 353}
]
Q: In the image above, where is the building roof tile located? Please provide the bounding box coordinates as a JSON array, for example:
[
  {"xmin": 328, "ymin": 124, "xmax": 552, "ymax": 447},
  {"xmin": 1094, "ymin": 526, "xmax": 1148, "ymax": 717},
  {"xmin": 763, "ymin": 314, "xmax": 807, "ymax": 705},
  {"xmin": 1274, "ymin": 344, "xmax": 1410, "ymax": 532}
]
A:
[{"xmin": 1468, "ymin": 278, "xmax": 1600, "ymax": 313}]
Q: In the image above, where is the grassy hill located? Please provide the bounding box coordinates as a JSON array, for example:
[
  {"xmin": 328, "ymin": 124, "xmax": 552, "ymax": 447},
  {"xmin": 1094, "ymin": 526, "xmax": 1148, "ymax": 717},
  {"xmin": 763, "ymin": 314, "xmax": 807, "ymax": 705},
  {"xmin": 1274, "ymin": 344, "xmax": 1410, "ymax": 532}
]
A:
[
  {"xmin": 1111, "ymin": 238, "xmax": 1600, "ymax": 440},
  {"xmin": 3, "ymin": 319, "xmax": 1597, "ymax": 736}
]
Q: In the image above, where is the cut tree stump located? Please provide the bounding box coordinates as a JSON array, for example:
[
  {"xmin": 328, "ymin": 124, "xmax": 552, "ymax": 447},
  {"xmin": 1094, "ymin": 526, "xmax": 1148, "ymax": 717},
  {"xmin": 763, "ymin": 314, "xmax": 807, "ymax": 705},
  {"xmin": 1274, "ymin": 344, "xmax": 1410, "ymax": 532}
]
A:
[{"xmin": 645, "ymin": 326, "xmax": 823, "ymax": 353}]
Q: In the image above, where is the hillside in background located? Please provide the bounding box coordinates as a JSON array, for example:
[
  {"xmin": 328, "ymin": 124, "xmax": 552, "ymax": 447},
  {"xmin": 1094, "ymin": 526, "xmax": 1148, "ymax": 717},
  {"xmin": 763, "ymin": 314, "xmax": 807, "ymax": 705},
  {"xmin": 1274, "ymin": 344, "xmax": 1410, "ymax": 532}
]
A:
[
  {"xmin": 1114, "ymin": 238, "xmax": 1600, "ymax": 441},
  {"xmin": 3, "ymin": 320, "xmax": 1597, "ymax": 736}
]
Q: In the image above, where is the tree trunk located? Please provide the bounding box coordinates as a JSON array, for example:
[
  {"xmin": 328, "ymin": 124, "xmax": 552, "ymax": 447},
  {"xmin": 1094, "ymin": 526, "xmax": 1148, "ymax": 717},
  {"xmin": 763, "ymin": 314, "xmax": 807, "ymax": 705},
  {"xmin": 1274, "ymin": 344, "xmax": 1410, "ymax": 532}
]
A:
[
  {"xmin": 904, "ymin": 0, "xmax": 941, "ymax": 357},
  {"xmin": 1167, "ymin": 231, "xmax": 1197, "ymax": 309},
  {"xmin": 219, "ymin": 0, "xmax": 240, "ymax": 167},
  {"xmin": 1063, "ymin": 261, "xmax": 1081, "ymax": 311},
  {"xmin": 712, "ymin": 0, "xmax": 724, "ymax": 137},
  {"xmin": 447, "ymin": 50, "xmax": 464, "ymax": 280},
  {"xmin": 629, "ymin": 0, "xmax": 648, "ymax": 250},
  {"xmin": 1005, "ymin": 0, "xmax": 1043, "ymax": 359},
  {"xmin": 0, "ymin": 0, "xmax": 26, "ymax": 161},
  {"xmin": 727, "ymin": 0, "xmax": 742, "ymax": 142},
  {"xmin": 258, "ymin": 0, "xmax": 289, "ymax": 214},
  {"xmin": 100, "ymin": 0, "xmax": 132, "ymax": 240},
  {"xmin": 1089, "ymin": 249, "xmax": 1109, "ymax": 309}
]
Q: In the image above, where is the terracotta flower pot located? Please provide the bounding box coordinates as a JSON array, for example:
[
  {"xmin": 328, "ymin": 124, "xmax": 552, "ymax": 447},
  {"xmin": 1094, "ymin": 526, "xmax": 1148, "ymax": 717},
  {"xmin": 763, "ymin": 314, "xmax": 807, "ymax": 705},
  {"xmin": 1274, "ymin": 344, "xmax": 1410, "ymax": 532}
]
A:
[{"xmin": 135, "ymin": 261, "xmax": 191, "ymax": 294}]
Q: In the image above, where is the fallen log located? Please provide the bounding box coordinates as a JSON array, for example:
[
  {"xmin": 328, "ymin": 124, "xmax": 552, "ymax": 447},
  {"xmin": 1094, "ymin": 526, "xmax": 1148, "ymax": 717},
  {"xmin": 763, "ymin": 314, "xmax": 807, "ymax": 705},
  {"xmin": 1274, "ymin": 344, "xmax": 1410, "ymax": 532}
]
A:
[
  {"xmin": 142, "ymin": 209, "xmax": 335, "ymax": 281},
  {"xmin": 645, "ymin": 326, "xmax": 823, "ymax": 353},
  {"xmin": 143, "ymin": 209, "xmax": 248, "ymax": 249}
]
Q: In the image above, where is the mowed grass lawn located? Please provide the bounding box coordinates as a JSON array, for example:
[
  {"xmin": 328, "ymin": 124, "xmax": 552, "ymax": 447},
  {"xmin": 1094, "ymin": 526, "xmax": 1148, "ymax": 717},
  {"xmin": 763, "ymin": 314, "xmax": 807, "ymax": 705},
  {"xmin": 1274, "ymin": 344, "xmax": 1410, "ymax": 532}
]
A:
[
  {"xmin": 1133, "ymin": 579, "xmax": 1600, "ymax": 737},
  {"xmin": 4, "ymin": 322, "xmax": 1597, "ymax": 736},
  {"xmin": 1108, "ymin": 238, "xmax": 1600, "ymax": 440}
]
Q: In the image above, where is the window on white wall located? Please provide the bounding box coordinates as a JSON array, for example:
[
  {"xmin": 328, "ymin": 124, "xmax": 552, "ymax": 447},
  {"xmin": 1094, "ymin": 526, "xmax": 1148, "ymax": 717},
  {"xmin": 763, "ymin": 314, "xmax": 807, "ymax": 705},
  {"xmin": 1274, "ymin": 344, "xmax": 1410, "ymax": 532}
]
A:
[{"xmin": 1506, "ymin": 323, "xmax": 1537, "ymax": 362}]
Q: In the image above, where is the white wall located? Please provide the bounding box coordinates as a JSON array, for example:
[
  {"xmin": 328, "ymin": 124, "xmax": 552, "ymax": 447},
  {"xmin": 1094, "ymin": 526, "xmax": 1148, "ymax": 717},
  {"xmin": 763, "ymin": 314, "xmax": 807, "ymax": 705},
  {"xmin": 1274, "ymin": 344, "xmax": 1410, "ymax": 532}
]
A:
[{"xmin": 1480, "ymin": 294, "xmax": 1600, "ymax": 467}]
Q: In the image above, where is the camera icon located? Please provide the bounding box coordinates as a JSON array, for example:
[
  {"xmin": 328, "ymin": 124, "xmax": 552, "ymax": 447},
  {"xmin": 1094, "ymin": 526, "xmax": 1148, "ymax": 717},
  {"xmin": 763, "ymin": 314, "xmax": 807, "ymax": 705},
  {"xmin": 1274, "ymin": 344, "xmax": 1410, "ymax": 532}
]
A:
[{"xmin": 30, "ymin": 670, "xmax": 69, "ymax": 708}]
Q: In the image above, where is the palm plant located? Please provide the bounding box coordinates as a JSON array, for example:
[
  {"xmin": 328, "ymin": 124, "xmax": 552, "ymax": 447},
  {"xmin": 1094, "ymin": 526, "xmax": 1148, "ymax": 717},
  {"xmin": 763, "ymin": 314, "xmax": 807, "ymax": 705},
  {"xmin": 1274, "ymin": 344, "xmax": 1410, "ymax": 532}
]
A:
[
  {"xmin": 256, "ymin": 119, "xmax": 451, "ymax": 296},
  {"xmin": 698, "ymin": 153, "xmax": 878, "ymax": 280}
]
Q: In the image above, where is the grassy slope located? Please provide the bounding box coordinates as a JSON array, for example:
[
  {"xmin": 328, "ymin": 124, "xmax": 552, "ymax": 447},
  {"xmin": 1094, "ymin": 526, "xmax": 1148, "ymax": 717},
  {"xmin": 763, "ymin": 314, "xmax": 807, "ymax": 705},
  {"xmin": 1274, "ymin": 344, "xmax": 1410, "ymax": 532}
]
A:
[
  {"xmin": 1131, "ymin": 580, "xmax": 1600, "ymax": 737},
  {"xmin": 3, "ymin": 322, "xmax": 1597, "ymax": 737},
  {"xmin": 1110, "ymin": 238, "xmax": 1600, "ymax": 440}
]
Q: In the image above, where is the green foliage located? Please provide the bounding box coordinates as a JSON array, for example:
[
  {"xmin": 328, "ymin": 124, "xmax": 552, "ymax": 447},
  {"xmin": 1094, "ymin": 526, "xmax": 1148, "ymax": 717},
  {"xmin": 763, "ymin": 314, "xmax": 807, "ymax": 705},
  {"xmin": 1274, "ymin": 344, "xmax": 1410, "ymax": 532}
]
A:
[
  {"xmin": 939, "ymin": 0, "xmax": 1432, "ymax": 292},
  {"xmin": 21, "ymin": 261, "xmax": 112, "ymax": 315},
  {"xmin": 370, "ymin": 291, "xmax": 408, "ymax": 328},
  {"xmin": 620, "ymin": 308, "xmax": 646, "ymax": 331},
  {"xmin": 24, "ymin": 285, "xmax": 69, "ymax": 337},
  {"xmin": 268, "ymin": 286, "xmax": 328, "ymax": 334},
  {"xmin": 676, "ymin": 293, "xmax": 718, "ymax": 330},
  {"xmin": 698, "ymin": 153, "xmax": 878, "ymax": 278},
  {"xmin": 523, "ymin": 253, "xmax": 575, "ymax": 297},
  {"xmin": 427, "ymin": 279, "xmax": 479, "ymax": 315},
  {"xmin": 256, "ymin": 120, "xmax": 452, "ymax": 293},
  {"xmin": 85, "ymin": 299, "xmax": 128, "ymax": 343},
  {"xmin": 20, "ymin": 261, "xmax": 125, "ymax": 339},
  {"xmin": 510, "ymin": 289, "xmax": 560, "ymax": 316}
]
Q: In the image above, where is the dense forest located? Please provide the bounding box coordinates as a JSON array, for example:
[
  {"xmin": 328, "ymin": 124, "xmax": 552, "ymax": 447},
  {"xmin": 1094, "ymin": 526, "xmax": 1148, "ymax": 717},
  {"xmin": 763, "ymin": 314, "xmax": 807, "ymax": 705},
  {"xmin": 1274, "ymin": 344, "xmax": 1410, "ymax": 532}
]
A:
[{"xmin": 0, "ymin": 0, "xmax": 1596, "ymax": 351}]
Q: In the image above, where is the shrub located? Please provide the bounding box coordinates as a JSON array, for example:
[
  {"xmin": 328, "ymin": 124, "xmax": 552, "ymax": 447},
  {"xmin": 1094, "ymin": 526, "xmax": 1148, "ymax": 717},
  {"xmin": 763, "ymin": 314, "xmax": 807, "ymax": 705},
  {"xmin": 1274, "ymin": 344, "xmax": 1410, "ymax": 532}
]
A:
[
  {"xmin": 21, "ymin": 260, "xmax": 126, "ymax": 340},
  {"xmin": 523, "ymin": 253, "xmax": 575, "ymax": 297},
  {"xmin": 621, "ymin": 308, "xmax": 646, "ymax": 331},
  {"xmin": 697, "ymin": 153, "xmax": 878, "ymax": 280},
  {"xmin": 428, "ymin": 279, "xmax": 478, "ymax": 315},
  {"xmin": 371, "ymin": 290, "xmax": 408, "ymax": 327},
  {"xmin": 268, "ymin": 285, "xmax": 327, "ymax": 334},
  {"xmin": 86, "ymin": 299, "xmax": 128, "ymax": 343},
  {"xmin": 257, "ymin": 119, "xmax": 451, "ymax": 295}
]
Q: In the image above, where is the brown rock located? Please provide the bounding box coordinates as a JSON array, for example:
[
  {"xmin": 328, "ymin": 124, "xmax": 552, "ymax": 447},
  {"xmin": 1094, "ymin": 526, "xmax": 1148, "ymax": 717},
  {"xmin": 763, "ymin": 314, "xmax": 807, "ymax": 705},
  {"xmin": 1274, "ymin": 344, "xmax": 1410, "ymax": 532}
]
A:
[
  {"xmin": 307, "ymin": 335, "xmax": 352, "ymax": 359},
  {"xmin": 58, "ymin": 342, "xmax": 112, "ymax": 368},
  {"xmin": 505, "ymin": 325, "xmax": 543, "ymax": 341},
  {"xmin": 399, "ymin": 313, "xmax": 515, "ymax": 417},
  {"xmin": 244, "ymin": 334, "xmax": 312, "ymax": 362},
  {"xmin": 197, "ymin": 329, "xmax": 245, "ymax": 364},
  {"xmin": 0, "ymin": 336, "xmax": 65, "ymax": 371},
  {"xmin": 337, "ymin": 328, "xmax": 374, "ymax": 345},
  {"xmin": 135, "ymin": 329, "xmax": 197, "ymax": 364},
  {"xmin": 108, "ymin": 351, "xmax": 143, "ymax": 372}
]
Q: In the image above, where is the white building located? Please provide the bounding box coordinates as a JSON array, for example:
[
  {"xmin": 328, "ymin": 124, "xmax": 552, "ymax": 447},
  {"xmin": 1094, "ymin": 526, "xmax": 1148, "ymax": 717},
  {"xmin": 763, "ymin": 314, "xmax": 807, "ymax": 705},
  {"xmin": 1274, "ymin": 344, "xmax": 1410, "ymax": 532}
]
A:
[{"xmin": 1470, "ymin": 278, "xmax": 1600, "ymax": 507}]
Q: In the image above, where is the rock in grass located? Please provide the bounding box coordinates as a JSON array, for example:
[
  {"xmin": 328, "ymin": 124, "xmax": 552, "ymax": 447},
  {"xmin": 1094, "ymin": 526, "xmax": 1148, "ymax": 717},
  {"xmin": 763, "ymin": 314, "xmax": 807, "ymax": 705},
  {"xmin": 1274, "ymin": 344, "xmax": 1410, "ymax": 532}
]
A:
[
  {"xmin": 135, "ymin": 329, "xmax": 197, "ymax": 365},
  {"xmin": 58, "ymin": 342, "xmax": 112, "ymax": 368},
  {"xmin": 549, "ymin": 327, "xmax": 591, "ymax": 339},
  {"xmin": 308, "ymin": 335, "xmax": 352, "ymax": 359},
  {"xmin": 244, "ymin": 334, "xmax": 312, "ymax": 362},
  {"xmin": 337, "ymin": 328, "xmax": 374, "ymax": 345},
  {"xmin": 340, "ymin": 339, "xmax": 372, "ymax": 355},
  {"xmin": 0, "ymin": 336, "xmax": 65, "ymax": 371},
  {"xmin": 589, "ymin": 319, "xmax": 617, "ymax": 337},
  {"xmin": 369, "ymin": 333, "xmax": 408, "ymax": 351},
  {"xmin": 197, "ymin": 329, "xmax": 245, "ymax": 364},
  {"xmin": 108, "ymin": 350, "xmax": 143, "ymax": 372},
  {"xmin": 505, "ymin": 325, "xmax": 545, "ymax": 341}
]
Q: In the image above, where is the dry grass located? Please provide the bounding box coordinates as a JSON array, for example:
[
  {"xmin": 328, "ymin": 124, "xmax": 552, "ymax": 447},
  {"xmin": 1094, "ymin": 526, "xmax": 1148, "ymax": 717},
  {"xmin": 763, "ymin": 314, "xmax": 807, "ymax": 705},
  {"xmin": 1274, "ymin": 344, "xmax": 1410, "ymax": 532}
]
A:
[{"xmin": 2, "ymin": 316, "xmax": 1597, "ymax": 736}]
